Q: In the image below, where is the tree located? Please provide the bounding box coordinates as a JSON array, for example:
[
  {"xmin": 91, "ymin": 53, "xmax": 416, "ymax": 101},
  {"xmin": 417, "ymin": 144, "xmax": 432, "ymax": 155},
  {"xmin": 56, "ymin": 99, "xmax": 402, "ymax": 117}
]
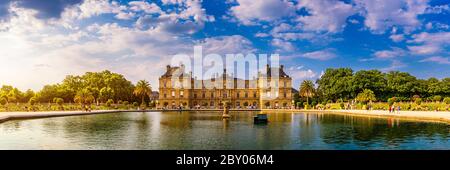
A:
[
  {"xmin": 133, "ymin": 80, "xmax": 152, "ymax": 105},
  {"xmin": 433, "ymin": 95, "xmax": 442, "ymax": 102},
  {"xmin": 22, "ymin": 89, "xmax": 35, "ymax": 103},
  {"xmin": 316, "ymin": 68, "xmax": 354, "ymax": 101},
  {"xmin": 444, "ymin": 97, "xmax": 450, "ymax": 104},
  {"xmin": 1, "ymin": 85, "xmax": 25, "ymax": 104},
  {"xmin": 352, "ymin": 70, "xmax": 386, "ymax": 100},
  {"xmin": 37, "ymin": 84, "xmax": 61, "ymax": 103},
  {"xmin": 29, "ymin": 97, "xmax": 37, "ymax": 106},
  {"xmin": 53, "ymin": 97, "xmax": 64, "ymax": 105},
  {"xmin": 414, "ymin": 98, "xmax": 422, "ymax": 105},
  {"xmin": 385, "ymin": 71, "xmax": 419, "ymax": 98},
  {"xmin": 356, "ymin": 89, "xmax": 376, "ymax": 104},
  {"xmin": 53, "ymin": 97, "xmax": 64, "ymax": 110},
  {"xmin": 60, "ymin": 75, "xmax": 83, "ymax": 102},
  {"xmin": 74, "ymin": 89, "xmax": 95, "ymax": 108},
  {"xmin": 387, "ymin": 97, "xmax": 398, "ymax": 106},
  {"xmin": 99, "ymin": 87, "xmax": 115, "ymax": 103},
  {"xmin": 106, "ymin": 99, "xmax": 114, "ymax": 107},
  {"xmin": 58, "ymin": 70, "xmax": 135, "ymax": 104},
  {"xmin": 0, "ymin": 97, "xmax": 7, "ymax": 106},
  {"xmin": 426, "ymin": 78, "xmax": 445, "ymax": 97},
  {"xmin": 299, "ymin": 80, "xmax": 315, "ymax": 107}
]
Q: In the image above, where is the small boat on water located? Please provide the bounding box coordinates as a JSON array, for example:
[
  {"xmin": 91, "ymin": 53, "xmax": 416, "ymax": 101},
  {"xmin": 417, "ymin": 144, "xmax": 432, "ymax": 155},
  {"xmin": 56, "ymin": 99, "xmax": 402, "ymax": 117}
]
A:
[{"xmin": 254, "ymin": 114, "xmax": 268, "ymax": 124}]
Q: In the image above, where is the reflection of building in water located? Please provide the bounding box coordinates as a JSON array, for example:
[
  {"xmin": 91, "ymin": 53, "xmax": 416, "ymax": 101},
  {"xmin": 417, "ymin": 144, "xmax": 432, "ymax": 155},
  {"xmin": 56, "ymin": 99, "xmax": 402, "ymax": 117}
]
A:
[
  {"xmin": 158, "ymin": 64, "xmax": 293, "ymax": 109},
  {"xmin": 222, "ymin": 119, "xmax": 230, "ymax": 131}
]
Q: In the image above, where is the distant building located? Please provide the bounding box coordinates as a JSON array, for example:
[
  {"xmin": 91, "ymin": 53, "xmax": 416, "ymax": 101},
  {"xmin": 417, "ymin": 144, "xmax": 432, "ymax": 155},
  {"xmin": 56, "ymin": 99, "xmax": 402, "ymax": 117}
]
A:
[
  {"xmin": 150, "ymin": 91, "xmax": 159, "ymax": 101},
  {"xmin": 158, "ymin": 64, "xmax": 292, "ymax": 109}
]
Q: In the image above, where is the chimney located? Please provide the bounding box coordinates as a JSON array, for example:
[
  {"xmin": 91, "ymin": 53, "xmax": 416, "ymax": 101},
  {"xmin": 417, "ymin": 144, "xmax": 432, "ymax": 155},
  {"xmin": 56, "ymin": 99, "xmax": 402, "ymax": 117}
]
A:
[
  {"xmin": 266, "ymin": 64, "xmax": 270, "ymax": 72},
  {"xmin": 280, "ymin": 65, "xmax": 284, "ymax": 71},
  {"xmin": 166, "ymin": 65, "xmax": 171, "ymax": 71}
]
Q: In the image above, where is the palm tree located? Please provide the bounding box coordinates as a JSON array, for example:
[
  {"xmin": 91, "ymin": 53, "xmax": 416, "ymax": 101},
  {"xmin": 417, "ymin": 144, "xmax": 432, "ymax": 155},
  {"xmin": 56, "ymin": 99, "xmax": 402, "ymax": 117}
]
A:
[
  {"xmin": 133, "ymin": 80, "xmax": 152, "ymax": 105},
  {"xmin": 299, "ymin": 80, "xmax": 315, "ymax": 108},
  {"xmin": 74, "ymin": 88, "xmax": 95, "ymax": 109}
]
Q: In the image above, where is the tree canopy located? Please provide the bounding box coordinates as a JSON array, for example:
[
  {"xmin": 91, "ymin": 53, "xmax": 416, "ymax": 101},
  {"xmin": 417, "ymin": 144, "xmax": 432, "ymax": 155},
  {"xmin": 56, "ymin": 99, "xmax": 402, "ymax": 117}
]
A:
[
  {"xmin": 133, "ymin": 80, "xmax": 152, "ymax": 104},
  {"xmin": 316, "ymin": 68, "xmax": 449, "ymax": 102},
  {"xmin": 356, "ymin": 89, "xmax": 376, "ymax": 104},
  {"xmin": 299, "ymin": 80, "xmax": 315, "ymax": 105},
  {"xmin": 1, "ymin": 70, "xmax": 139, "ymax": 104}
]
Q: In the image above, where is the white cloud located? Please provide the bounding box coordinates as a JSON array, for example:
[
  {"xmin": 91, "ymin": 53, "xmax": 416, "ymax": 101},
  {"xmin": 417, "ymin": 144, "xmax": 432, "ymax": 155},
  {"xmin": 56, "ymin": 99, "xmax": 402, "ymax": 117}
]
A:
[
  {"xmin": 255, "ymin": 32, "xmax": 270, "ymax": 38},
  {"xmin": 230, "ymin": 0, "xmax": 295, "ymax": 25},
  {"xmin": 407, "ymin": 44, "xmax": 441, "ymax": 55},
  {"xmin": 300, "ymin": 49, "xmax": 337, "ymax": 60},
  {"xmin": 389, "ymin": 34, "xmax": 405, "ymax": 42},
  {"xmin": 129, "ymin": 1, "xmax": 163, "ymax": 14},
  {"xmin": 291, "ymin": 69, "xmax": 317, "ymax": 79},
  {"xmin": 66, "ymin": 0, "xmax": 126, "ymax": 20},
  {"xmin": 349, "ymin": 19, "xmax": 359, "ymax": 24},
  {"xmin": 436, "ymin": 23, "xmax": 450, "ymax": 30},
  {"xmin": 134, "ymin": 0, "xmax": 214, "ymax": 34},
  {"xmin": 271, "ymin": 38, "xmax": 296, "ymax": 52},
  {"xmin": 420, "ymin": 56, "xmax": 450, "ymax": 65},
  {"xmin": 198, "ymin": 35, "xmax": 255, "ymax": 54},
  {"xmin": 0, "ymin": 0, "xmax": 215, "ymax": 90},
  {"xmin": 356, "ymin": 0, "xmax": 429, "ymax": 34},
  {"xmin": 115, "ymin": 11, "xmax": 135, "ymax": 20},
  {"xmin": 373, "ymin": 47, "xmax": 406, "ymax": 59},
  {"xmin": 381, "ymin": 60, "xmax": 407, "ymax": 72},
  {"xmin": 425, "ymin": 22, "xmax": 433, "ymax": 30},
  {"xmin": 407, "ymin": 31, "xmax": 450, "ymax": 55},
  {"xmin": 287, "ymin": 66, "xmax": 318, "ymax": 85},
  {"xmin": 409, "ymin": 31, "xmax": 450, "ymax": 44},
  {"xmin": 296, "ymin": 0, "xmax": 357, "ymax": 33},
  {"xmin": 425, "ymin": 4, "xmax": 450, "ymax": 14}
]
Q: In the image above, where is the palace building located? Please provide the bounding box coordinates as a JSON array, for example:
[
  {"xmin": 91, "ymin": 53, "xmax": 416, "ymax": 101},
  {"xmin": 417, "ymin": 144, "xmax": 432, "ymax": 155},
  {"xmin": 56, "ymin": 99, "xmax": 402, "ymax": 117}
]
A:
[{"xmin": 158, "ymin": 64, "xmax": 292, "ymax": 109}]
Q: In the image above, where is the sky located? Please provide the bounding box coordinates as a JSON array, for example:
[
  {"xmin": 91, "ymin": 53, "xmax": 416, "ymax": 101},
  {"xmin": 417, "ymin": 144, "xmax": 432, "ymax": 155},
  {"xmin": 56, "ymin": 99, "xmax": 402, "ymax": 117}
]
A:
[{"xmin": 0, "ymin": 0, "xmax": 449, "ymax": 91}]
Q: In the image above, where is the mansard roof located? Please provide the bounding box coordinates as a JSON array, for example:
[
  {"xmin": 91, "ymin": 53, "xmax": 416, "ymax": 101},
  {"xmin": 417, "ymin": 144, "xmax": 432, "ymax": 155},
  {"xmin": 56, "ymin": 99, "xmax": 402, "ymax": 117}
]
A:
[
  {"xmin": 265, "ymin": 66, "xmax": 290, "ymax": 78},
  {"xmin": 161, "ymin": 65, "xmax": 290, "ymax": 79},
  {"xmin": 161, "ymin": 65, "xmax": 191, "ymax": 78}
]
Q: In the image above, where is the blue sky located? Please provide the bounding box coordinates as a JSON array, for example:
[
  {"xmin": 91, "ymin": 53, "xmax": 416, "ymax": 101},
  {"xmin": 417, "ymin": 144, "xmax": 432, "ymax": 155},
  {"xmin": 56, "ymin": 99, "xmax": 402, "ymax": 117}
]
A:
[{"xmin": 0, "ymin": 0, "xmax": 449, "ymax": 90}]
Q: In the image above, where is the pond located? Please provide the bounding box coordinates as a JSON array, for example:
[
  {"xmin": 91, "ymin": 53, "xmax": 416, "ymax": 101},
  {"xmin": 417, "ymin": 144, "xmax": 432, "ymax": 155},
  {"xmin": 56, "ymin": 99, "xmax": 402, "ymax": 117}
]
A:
[{"xmin": 0, "ymin": 111, "xmax": 449, "ymax": 149}]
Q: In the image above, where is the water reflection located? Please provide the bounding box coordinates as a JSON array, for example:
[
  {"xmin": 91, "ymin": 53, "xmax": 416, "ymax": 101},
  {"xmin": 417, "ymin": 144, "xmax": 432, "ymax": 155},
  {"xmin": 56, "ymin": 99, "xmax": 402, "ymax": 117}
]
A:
[{"xmin": 0, "ymin": 111, "xmax": 448, "ymax": 150}]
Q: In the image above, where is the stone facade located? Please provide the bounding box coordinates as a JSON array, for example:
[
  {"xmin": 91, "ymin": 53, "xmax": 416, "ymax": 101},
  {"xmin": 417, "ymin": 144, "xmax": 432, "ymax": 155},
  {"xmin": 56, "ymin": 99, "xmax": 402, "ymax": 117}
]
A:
[{"xmin": 158, "ymin": 64, "xmax": 292, "ymax": 109}]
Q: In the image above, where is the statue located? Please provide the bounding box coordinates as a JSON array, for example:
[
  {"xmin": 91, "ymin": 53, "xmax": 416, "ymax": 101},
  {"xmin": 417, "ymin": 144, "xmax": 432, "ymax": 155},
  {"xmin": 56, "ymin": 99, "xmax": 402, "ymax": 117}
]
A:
[{"xmin": 222, "ymin": 101, "xmax": 231, "ymax": 118}]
